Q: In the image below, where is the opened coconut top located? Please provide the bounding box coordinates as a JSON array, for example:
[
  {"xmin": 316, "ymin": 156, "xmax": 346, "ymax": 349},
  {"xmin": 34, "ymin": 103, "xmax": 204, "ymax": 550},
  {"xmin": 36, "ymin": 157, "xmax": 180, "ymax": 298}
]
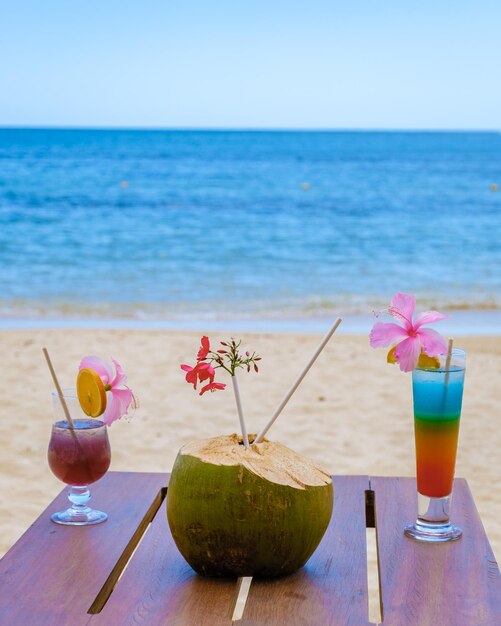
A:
[{"xmin": 180, "ymin": 434, "xmax": 332, "ymax": 490}]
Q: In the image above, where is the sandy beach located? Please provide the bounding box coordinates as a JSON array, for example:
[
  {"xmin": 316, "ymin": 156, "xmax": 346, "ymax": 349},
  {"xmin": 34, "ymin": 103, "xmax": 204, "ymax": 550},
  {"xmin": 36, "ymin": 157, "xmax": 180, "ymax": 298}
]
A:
[{"xmin": 1, "ymin": 328, "xmax": 500, "ymax": 564}]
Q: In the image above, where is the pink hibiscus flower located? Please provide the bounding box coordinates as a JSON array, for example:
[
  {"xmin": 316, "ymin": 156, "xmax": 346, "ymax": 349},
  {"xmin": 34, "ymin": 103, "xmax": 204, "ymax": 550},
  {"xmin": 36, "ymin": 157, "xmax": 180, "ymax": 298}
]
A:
[
  {"xmin": 369, "ymin": 292, "xmax": 448, "ymax": 372},
  {"xmin": 79, "ymin": 355, "xmax": 136, "ymax": 426}
]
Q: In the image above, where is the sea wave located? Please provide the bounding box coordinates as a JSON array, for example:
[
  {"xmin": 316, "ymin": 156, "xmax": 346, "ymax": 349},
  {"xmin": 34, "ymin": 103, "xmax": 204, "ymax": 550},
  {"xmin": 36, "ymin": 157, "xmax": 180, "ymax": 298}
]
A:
[{"xmin": 1, "ymin": 293, "xmax": 500, "ymax": 322}]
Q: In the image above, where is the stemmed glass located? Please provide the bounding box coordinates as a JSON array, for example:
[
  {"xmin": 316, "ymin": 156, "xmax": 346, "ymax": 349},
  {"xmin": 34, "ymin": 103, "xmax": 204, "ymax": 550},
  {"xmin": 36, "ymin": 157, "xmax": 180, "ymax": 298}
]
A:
[
  {"xmin": 404, "ymin": 349, "xmax": 466, "ymax": 542},
  {"xmin": 48, "ymin": 389, "xmax": 111, "ymax": 525}
]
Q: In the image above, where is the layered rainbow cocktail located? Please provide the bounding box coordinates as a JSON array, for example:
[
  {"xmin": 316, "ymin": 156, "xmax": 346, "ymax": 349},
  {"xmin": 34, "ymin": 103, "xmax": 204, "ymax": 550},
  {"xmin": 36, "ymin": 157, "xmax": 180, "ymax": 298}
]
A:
[
  {"xmin": 413, "ymin": 365, "xmax": 464, "ymax": 498},
  {"xmin": 405, "ymin": 349, "xmax": 466, "ymax": 542}
]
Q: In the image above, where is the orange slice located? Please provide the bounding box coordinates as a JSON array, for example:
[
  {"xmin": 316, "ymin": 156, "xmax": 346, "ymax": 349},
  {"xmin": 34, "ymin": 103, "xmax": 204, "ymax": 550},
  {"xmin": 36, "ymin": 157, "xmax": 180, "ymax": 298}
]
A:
[
  {"xmin": 387, "ymin": 346, "xmax": 398, "ymax": 364},
  {"xmin": 77, "ymin": 368, "xmax": 107, "ymax": 417},
  {"xmin": 387, "ymin": 346, "xmax": 440, "ymax": 369},
  {"xmin": 417, "ymin": 352, "xmax": 440, "ymax": 369}
]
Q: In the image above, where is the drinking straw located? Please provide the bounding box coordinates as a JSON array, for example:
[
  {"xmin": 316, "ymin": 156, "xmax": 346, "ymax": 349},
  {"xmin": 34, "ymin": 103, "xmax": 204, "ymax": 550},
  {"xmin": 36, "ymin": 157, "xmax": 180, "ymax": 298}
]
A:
[
  {"xmin": 254, "ymin": 317, "xmax": 342, "ymax": 444},
  {"xmin": 444, "ymin": 337, "xmax": 454, "ymax": 384},
  {"xmin": 42, "ymin": 347, "xmax": 75, "ymax": 429},
  {"xmin": 440, "ymin": 338, "xmax": 454, "ymax": 414},
  {"xmin": 231, "ymin": 375, "xmax": 250, "ymax": 448}
]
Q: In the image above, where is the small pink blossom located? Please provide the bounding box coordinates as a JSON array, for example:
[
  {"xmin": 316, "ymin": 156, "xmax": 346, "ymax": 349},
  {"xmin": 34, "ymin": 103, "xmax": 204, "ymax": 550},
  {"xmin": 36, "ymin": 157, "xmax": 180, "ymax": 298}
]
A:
[
  {"xmin": 197, "ymin": 336, "xmax": 210, "ymax": 361},
  {"xmin": 369, "ymin": 292, "xmax": 448, "ymax": 372},
  {"xmin": 181, "ymin": 362, "xmax": 215, "ymax": 390},
  {"xmin": 180, "ymin": 364, "xmax": 199, "ymax": 388},
  {"xmin": 79, "ymin": 355, "xmax": 136, "ymax": 426},
  {"xmin": 200, "ymin": 381, "xmax": 226, "ymax": 395},
  {"xmin": 181, "ymin": 336, "xmax": 260, "ymax": 397}
]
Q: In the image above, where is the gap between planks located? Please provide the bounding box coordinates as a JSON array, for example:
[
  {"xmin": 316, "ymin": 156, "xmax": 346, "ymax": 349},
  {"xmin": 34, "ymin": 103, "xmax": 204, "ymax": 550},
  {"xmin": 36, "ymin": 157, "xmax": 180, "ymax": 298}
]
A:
[
  {"xmin": 232, "ymin": 576, "xmax": 253, "ymax": 622},
  {"xmin": 87, "ymin": 487, "xmax": 167, "ymax": 614},
  {"xmin": 366, "ymin": 486, "xmax": 383, "ymax": 625},
  {"xmin": 85, "ymin": 482, "xmax": 253, "ymax": 622}
]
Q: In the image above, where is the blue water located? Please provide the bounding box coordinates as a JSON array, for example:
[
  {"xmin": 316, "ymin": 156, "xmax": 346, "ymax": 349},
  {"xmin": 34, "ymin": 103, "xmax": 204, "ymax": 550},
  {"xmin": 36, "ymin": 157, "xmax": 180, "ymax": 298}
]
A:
[{"xmin": 1, "ymin": 128, "xmax": 500, "ymax": 323}]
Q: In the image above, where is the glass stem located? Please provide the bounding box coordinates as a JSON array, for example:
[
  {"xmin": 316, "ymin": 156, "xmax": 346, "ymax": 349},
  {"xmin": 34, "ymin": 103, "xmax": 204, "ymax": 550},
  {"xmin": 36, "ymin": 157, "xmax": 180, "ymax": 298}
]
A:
[
  {"xmin": 68, "ymin": 486, "xmax": 91, "ymax": 513},
  {"xmin": 418, "ymin": 492, "xmax": 451, "ymax": 525}
]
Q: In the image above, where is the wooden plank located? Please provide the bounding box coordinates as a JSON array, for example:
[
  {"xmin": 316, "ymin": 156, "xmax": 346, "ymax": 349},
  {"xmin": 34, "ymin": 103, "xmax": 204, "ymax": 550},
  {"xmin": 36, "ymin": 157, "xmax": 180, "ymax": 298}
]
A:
[
  {"xmin": 0, "ymin": 471, "xmax": 167, "ymax": 626},
  {"xmin": 90, "ymin": 487, "xmax": 236, "ymax": 625},
  {"xmin": 372, "ymin": 476, "xmax": 501, "ymax": 626},
  {"xmin": 239, "ymin": 475, "xmax": 372, "ymax": 626}
]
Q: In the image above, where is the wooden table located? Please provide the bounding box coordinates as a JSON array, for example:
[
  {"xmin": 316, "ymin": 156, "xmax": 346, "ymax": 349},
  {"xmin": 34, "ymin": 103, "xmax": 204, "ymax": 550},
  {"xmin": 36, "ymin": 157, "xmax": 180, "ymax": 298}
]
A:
[{"xmin": 1, "ymin": 472, "xmax": 500, "ymax": 625}]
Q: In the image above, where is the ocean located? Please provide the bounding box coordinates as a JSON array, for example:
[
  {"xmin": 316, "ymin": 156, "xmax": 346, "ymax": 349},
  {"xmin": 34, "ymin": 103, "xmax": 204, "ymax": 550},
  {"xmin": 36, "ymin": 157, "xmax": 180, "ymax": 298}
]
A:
[{"xmin": 0, "ymin": 128, "xmax": 500, "ymax": 330}]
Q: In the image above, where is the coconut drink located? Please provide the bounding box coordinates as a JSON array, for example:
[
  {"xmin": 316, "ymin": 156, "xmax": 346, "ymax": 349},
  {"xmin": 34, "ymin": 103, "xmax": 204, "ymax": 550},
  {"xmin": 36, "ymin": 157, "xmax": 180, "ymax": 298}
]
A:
[
  {"xmin": 167, "ymin": 434, "xmax": 333, "ymax": 577},
  {"xmin": 169, "ymin": 327, "xmax": 340, "ymax": 578}
]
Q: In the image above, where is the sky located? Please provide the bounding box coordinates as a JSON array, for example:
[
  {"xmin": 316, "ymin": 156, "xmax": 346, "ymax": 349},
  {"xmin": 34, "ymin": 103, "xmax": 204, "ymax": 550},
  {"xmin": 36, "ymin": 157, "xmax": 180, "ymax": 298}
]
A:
[{"xmin": 1, "ymin": 0, "xmax": 500, "ymax": 130}]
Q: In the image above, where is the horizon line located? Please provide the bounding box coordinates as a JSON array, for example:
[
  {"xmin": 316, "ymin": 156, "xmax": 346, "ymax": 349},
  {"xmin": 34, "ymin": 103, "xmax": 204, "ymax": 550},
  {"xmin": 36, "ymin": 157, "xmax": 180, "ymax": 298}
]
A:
[{"xmin": 0, "ymin": 125, "xmax": 500, "ymax": 134}]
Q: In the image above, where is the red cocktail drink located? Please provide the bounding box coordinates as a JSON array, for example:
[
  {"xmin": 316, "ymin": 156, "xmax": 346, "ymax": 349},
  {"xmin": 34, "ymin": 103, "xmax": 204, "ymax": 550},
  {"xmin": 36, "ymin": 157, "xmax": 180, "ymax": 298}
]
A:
[
  {"xmin": 48, "ymin": 419, "xmax": 111, "ymax": 486},
  {"xmin": 49, "ymin": 390, "xmax": 112, "ymax": 525}
]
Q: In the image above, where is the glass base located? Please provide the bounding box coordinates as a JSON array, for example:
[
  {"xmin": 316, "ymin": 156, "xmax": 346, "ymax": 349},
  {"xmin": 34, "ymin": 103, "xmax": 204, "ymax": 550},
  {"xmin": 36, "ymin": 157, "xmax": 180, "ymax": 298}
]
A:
[
  {"xmin": 404, "ymin": 492, "xmax": 462, "ymax": 542},
  {"xmin": 404, "ymin": 519, "xmax": 462, "ymax": 542},
  {"xmin": 51, "ymin": 484, "xmax": 107, "ymax": 525},
  {"xmin": 51, "ymin": 506, "xmax": 108, "ymax": 525}
]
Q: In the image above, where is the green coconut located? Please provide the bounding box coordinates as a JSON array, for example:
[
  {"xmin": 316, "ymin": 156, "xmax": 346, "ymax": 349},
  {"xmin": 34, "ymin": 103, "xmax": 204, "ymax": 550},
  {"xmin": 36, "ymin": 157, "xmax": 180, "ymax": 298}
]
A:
[{"xmin": 166, "ymin": 434, "xmax": 333, "ymax": 578}]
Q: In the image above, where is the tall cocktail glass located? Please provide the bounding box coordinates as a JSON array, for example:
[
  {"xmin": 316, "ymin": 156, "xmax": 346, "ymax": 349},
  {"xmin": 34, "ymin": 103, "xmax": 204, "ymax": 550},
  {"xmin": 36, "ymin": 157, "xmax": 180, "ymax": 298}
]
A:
[
  {"xmin": 48, "ymin": 390, "xmax": 111, "ymax": 525},
  {"xmin": 404, "ymin": 349, "xmax": 466, "ymax": 542}
]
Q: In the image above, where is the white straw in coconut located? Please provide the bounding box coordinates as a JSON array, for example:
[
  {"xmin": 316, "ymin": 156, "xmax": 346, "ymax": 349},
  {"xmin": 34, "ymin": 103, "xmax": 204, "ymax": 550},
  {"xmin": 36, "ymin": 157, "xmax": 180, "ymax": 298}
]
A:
[
  {"xmin": 232, "ymin": 374, "xmax": 250, "ymax": 449},
  {"xmin": 254, "ymin": 317, "xmax": 342, "ymax": 444},
  {"xmin": 42, "ymin": 347, "xmax": 75, "ymax": 429}
]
